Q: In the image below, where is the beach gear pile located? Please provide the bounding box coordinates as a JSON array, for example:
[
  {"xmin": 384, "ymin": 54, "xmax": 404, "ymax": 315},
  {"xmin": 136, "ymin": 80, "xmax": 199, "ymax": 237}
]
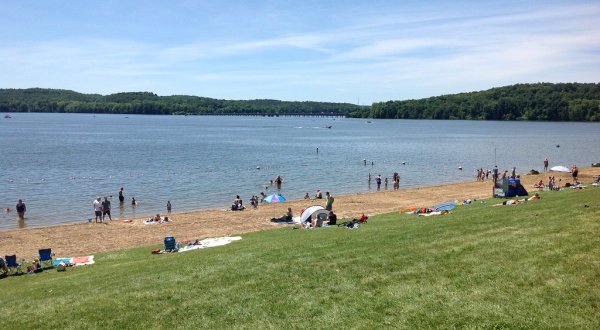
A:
[{"xmin": 334, "ymin": 214, "xmax": 368, "ymax": 229}]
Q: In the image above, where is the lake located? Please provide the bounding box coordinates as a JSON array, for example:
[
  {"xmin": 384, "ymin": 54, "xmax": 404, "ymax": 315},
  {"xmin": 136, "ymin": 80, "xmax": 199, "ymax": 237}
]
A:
[{"xmin": 1, "ymin": 113, "xmax": 599, "ymax": 230}]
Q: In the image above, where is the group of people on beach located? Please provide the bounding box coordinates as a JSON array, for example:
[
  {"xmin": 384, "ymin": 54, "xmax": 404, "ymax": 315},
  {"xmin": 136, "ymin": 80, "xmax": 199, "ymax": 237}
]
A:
[
  {"xmin": 93, "ymin": 196, "xmax": 112, "ymax": 223},
  {"xmin": 91, "ymin": 187, "xmax": 172, "ymax": 223},
  {"xmin": 367, "ymin": 172, "xmax": 400, "ymax": 191}
]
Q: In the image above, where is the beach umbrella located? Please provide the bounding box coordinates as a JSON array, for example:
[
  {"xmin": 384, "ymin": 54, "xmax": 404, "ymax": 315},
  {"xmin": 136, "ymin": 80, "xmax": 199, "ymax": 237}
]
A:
[
  {"xmin": 264, "ymin": 194, "xmax": 287, "ymax": 203},
  {"xmin": 550, "ymin": 165, "xmax": 570, "ymax": 173}
]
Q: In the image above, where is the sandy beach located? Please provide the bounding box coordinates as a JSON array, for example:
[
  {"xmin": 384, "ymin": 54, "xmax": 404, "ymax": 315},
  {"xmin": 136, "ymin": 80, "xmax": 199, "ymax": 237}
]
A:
[{"xmin": 2, "ymin": 167, "xmax": 598, "ymax": 258}]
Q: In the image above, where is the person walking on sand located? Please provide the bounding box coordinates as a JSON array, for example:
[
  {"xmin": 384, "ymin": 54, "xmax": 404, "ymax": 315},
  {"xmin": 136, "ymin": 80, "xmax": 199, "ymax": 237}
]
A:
[
  {"xmin": 167, "ymin": 201, "xmax": 172, "ymax": 214},
  {"xmin": 15, "ymin": 199, "xmax": 26, "ymax": 219},
  {"xmin": 325, "ymin": 192, "xmax": 334, "ymax": 211},
  {"xmin": 543, "ymin": 158, "xmax": 549, "ymax": 172},
  {"xmin": 93, "ymin": 197, "xmax": 103, "ymax": 223},
  {"xmin": 102, "ymin": 196, "xmax": 112, "ymax": 221}
]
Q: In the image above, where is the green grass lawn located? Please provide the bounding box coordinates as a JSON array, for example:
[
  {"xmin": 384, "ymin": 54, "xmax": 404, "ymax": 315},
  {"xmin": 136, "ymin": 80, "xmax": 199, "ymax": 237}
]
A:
[{"xmin": 1, "ymin": 188, "xmax": 599, "ymax": 329}]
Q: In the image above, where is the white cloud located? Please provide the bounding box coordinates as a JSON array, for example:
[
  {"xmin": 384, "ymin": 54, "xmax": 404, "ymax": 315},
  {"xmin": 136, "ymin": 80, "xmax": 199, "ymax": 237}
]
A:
[{"xmin": 0, "ymin": 1, "xmax": 599, "ymax": 102}]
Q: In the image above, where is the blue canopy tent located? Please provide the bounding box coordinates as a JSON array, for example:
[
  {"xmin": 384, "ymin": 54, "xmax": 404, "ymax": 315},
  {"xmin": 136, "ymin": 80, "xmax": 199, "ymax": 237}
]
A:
[{"xmin": 502, "ymin": 178, "xmax": 528, "ymax": 197}]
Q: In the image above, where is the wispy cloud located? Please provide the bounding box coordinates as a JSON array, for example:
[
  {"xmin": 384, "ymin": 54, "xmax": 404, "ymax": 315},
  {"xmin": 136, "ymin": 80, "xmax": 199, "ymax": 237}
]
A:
[{"xmin": 0, "ymin": 1, "xmax": 598, "ymax": 102}]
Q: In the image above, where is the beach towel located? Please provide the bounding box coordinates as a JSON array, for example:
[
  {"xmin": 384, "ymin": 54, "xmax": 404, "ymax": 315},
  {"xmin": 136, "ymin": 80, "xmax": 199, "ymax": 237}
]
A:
[
  {"xmin": 433, "ymin": 201, "xmax": 456, "ymax": 212},
  {"xmin": 419, "ymin": 211, "xmax": 443, "ymax": 217},
  {"xmin": 53, "ymin": 255, "xmax": 95, "ymax": 267},
  {"xmin": 177, "ymin": 236, "xmax": 242, "ymax": 252}
]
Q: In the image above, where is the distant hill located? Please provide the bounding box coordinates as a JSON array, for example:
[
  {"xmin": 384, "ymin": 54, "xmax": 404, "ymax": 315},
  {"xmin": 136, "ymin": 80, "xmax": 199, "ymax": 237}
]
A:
[
  {"xmin": 350, "ymin": 82, "xmax": 600, "ymax": 121},
  {"xmin": 1, "ymin": 83, "xmax": 599, "ymax": 121},
  {"xmin": 0, "ymin": 88, "xmax": 362, "ymax": 117}
]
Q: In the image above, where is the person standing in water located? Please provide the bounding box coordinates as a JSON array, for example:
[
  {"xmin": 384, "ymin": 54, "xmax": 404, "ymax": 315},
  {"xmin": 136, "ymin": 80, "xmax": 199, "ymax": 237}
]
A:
[
  {"xmin": 167, "ymin": 201, "xmax": 172, "ymax": 214},
  {"xmin": 118, "ymin": 187, "xmax": 125, "ymax": 204},
  {"xmin": 15, "ymin": 199, "xmax": 26, "ymax": 219},
  {"xmin": 274, "ymin": 175, "xmax": 283, "ymax": 189},
  {"xmin": 543, "ymin": 158, "xmax": 549, "ymax": 172}
]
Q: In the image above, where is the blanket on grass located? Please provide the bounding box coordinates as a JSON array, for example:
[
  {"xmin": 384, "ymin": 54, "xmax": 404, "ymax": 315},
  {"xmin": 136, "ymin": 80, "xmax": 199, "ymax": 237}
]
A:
[
  {"xmin": 53, "ymin": 255, "xmax": 95, "ymax": 267},
  {"xmin": 178, "ymin": 236, "xmax": 242, "ymax": 252},
  {"xmin": 153, "ymin": 236, "xmax": 242, "ymax": 254}
]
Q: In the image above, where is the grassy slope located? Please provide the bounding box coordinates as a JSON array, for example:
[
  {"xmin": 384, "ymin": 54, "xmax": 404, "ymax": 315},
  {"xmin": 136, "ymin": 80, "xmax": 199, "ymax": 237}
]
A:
[{"xmin": 1, "ymin": 188, "xmax": 599, "ymax": 329}]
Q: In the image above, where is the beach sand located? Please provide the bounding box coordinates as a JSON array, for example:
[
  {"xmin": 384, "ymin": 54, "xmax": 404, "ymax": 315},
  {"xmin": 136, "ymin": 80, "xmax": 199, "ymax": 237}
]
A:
[{"xmin": 2, "ymin": 167, "xmax": 598, "ymax": 258}]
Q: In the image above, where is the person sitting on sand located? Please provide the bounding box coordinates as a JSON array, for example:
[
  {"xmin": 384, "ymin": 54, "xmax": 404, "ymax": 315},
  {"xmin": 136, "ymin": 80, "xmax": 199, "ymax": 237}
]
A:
[
  {"xmin": 327, "ymin": 211, "xmax": 337, "ymax": 226},
  {"xmin": 315, "ymin": 189, "xmax": 323, "ymax": 199},
  {"xmin": 272, "ymin": 207, "xmax": 293, "ymax": 222},
  {"xmin": 153, "ymin": 214, "xmax": 162, "ymax": 222},
  {"xmin": 232, "ymin": 195, "xmax": 245, "ymax": 211},
  {"xmin": 533, "ymin": 180, "xmax": 544, "ymax": 189},
  {"xmin": 304, "ymin": 192, "xmax": 310, "ymax": 200},
  {"xmin": 250, "ymin": 195, "xmax": 258, "ymax": 208}
]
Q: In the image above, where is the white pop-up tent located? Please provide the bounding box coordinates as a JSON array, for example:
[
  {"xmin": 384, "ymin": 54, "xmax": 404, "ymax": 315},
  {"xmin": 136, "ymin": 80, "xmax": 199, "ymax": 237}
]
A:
[
  {"xmin": 299, "ymin": 205, "xmax": 329, "ymax": 224},
  {"xmin": 550, "ymin": 165, "xmax": 571, "ymax": 173}
]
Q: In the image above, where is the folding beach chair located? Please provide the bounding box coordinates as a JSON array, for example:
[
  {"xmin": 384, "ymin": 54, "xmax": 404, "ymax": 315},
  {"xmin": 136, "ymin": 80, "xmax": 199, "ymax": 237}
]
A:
[
  {"xmin": 5, "ymin": 255, "xmax": 22, "ymax": 275},
  {"xmin": 39, "ymin": 248, "xmax": 54, "ymax": 269}
]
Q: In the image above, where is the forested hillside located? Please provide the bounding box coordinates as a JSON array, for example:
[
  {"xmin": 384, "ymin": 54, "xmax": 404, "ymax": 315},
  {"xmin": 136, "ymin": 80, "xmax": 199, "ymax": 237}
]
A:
[
  {"xmin": 0, "ymin": 88, "xmax": 361, "ymax": 116},
  {"xmin": 1, "ymin": 83, "xmax": 599, "ymax": 121},
  {"xmin": 347, "ymin": 83, "xmax": 600, "ymax": 121}
]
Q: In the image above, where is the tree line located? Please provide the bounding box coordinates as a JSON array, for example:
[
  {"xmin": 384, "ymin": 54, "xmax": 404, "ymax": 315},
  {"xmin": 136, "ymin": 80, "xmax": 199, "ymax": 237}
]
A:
[
  {"xmin": 0, "ymin": 88, "xmax": 363, "ymax": 116},
  {"xmin": 1, "ymin": 83, "xmax": 598, "ymax": 121},
  {"xmin": 346, "ymin": 83, "xmax": 600, "ymax": 121}
]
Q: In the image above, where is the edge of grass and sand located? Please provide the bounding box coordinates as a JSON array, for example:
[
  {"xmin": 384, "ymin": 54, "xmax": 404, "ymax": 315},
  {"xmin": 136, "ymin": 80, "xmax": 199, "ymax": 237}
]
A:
[
  {"xmin": 1, "ymin": 167, "xmax": 599, "ymax": 258},
  {"xmin": 0, "ymin": 168, "xmax": 598, "ymax": 328}
]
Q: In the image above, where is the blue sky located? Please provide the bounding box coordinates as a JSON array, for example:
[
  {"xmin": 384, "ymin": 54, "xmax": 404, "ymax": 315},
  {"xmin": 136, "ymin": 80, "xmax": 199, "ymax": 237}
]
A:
[{"xmin": 1, "ymin": 0, "xmax": 599, "ymax": 104}]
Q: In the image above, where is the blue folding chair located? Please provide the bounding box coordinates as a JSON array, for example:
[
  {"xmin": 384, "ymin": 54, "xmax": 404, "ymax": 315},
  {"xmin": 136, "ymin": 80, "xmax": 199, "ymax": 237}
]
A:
[
  {"xmin": 5, "ymin": 255, "xmax": 22, "ymax": 275},
  {"xmin": 39, "ymin": 248, "xmax": 54, "ymax": 269}
]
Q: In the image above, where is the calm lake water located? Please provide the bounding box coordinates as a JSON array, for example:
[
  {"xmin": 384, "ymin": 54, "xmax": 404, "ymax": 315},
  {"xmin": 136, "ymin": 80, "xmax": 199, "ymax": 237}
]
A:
[{"xmin": 1, "ymin": 113, "xmax": 599, "ymax": 230}]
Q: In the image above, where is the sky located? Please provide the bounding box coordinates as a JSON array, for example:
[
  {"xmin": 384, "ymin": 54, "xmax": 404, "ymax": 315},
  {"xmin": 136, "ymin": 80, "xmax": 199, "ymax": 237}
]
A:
[{"xmin": 1, "ymin": 0, "xmax": 599, "ymax": 104}]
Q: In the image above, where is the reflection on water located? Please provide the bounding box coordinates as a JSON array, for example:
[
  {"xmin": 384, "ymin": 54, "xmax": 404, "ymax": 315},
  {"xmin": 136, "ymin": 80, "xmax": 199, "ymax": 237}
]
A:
[
  {"xmin": 18, "ymin": 216, "xmax": 26, "ymax": 229},
  {"xmin": 1, "ymin": 113, "xmax": 599, "ymax": 230}
]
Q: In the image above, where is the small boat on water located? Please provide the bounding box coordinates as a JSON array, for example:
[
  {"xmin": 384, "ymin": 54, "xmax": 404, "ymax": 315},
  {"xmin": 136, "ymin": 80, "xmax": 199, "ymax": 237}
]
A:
[
  {"xmin": 4, "ymin": 114, "xmax": 11, "ymax": 118},
  {"xmin": 592, "ymin": 163, "xmax": 600, "ymax": 167}
]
